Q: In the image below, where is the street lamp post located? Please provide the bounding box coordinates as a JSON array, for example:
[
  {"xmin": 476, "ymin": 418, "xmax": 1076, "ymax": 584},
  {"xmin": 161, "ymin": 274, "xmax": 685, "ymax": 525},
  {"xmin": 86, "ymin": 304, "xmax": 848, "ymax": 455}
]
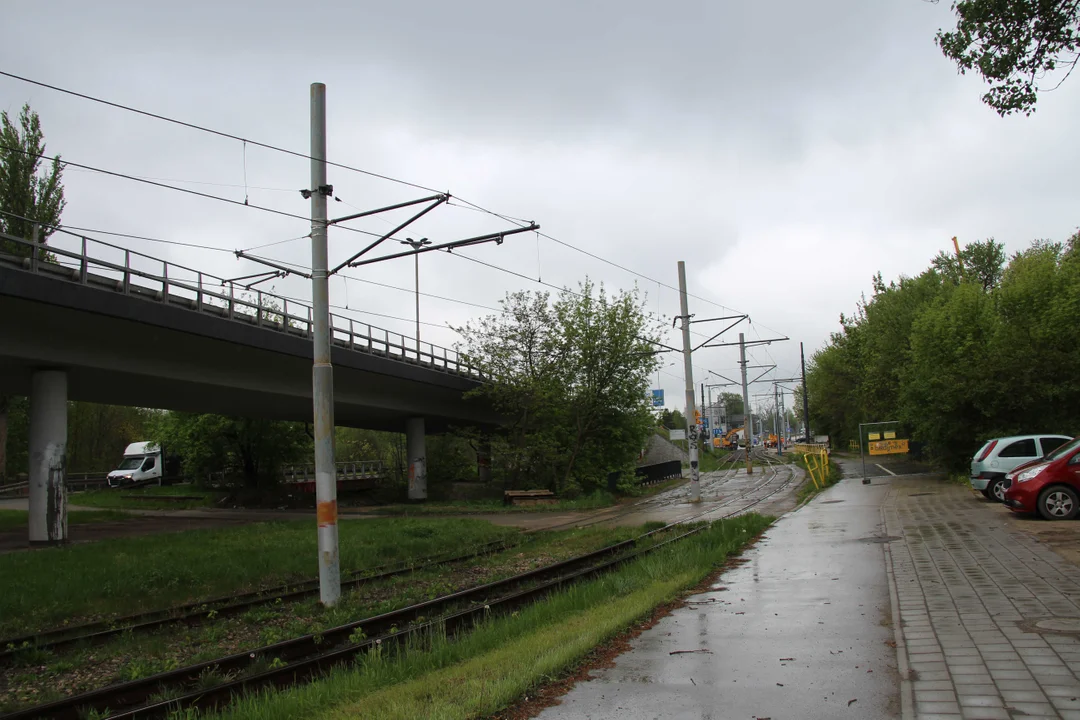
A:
[{"xmin": 400, "ymin": 237, "xmax": 431, "ymax": 358}]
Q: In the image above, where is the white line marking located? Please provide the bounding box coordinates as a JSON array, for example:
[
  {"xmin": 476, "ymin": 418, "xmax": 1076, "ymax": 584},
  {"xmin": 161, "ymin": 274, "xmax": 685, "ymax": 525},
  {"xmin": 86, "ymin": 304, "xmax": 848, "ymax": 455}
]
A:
[{"xmin": 875, "ymin": 464, "xmax": 897, "ymax": 476}]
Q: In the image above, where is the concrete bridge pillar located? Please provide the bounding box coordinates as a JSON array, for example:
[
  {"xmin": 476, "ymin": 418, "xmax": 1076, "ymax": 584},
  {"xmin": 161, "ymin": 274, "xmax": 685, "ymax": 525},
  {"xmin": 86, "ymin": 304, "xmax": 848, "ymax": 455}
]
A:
[
  {"xmin": 477, "ymin": 439, "xmax": 492, "ymax": 484},
  {"xmin": 28, "ymin": 370, "xmax": 68, "ymax": 545},
  {"xmin": 406, "ymin": 417, "xmax": 427, "ymax": 501}
]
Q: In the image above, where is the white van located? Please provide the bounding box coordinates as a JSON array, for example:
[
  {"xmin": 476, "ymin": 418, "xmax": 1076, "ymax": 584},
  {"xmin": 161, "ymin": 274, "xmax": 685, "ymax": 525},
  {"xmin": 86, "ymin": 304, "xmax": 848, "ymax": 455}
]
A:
[{"xmin": 107, "ymin": 442, "xmax": 164, "ymax": 487}]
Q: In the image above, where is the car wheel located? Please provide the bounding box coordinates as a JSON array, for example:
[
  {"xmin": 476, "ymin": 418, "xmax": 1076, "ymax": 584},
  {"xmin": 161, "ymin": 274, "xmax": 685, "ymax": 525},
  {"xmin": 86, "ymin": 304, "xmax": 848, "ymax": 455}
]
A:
[
  {"xmin": 980, "ymin": 487, "xmax": 991, "ymax": 499},
  {"xmin": 988, "ymin": 478, "xmax": 1007, "ymax": 503},
  {"xmin": 1037, "ymin": 486, "xmax": 1080, "ymax": 521}
]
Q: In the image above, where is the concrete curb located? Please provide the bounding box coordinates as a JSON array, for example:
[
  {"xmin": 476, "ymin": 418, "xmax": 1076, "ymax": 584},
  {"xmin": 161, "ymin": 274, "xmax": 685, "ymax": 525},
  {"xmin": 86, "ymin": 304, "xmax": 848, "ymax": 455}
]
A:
[{"xmin": 881, "ymin": 497, "xmax": 915, "ymax": 720}]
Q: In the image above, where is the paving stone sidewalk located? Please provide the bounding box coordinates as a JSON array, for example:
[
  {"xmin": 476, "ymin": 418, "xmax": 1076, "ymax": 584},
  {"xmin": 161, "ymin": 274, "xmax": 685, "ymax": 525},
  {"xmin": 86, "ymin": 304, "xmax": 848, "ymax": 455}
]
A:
[{"xmin": 884, "ymin": 479, "xmax": 1080, "ymax": 719}]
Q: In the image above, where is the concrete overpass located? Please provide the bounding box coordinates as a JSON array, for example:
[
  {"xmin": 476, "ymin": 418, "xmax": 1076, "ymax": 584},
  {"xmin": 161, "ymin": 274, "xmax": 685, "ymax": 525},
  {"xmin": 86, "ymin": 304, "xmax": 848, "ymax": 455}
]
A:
[{"xmin": 0, "ymin": 230, "xmax": 499, "ymax": 542}]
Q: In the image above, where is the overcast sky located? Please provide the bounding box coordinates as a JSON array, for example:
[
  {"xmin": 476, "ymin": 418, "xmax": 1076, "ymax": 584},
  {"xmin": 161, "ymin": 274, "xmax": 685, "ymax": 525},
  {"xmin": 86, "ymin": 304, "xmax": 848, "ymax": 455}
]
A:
[{"xmin": 3, "ymin": 1, "xmax": 1079, "ymax": 420}]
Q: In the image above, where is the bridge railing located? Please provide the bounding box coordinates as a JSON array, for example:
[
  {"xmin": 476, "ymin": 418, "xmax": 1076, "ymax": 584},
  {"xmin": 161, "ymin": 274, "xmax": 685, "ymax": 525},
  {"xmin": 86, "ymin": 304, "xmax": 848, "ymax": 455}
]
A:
[
  {"xmin": 0, "ymin": 229, "xmax": 484, "ymax": 379},
  {"xmin": 281, "ymin": 460, "xmax": 384, "ymax": 483}
]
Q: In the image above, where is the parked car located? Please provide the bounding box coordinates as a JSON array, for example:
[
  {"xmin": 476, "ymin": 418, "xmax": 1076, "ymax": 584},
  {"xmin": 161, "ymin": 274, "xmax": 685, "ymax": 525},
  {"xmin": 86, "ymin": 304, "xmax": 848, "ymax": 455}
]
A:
[
  {"xmin": 970, "ymin": 434, "xmax": 1072, "ymax": 502},
  {"xmin": 1003, "ymin": 437, "xmax": 1080, "ymax": 520}
]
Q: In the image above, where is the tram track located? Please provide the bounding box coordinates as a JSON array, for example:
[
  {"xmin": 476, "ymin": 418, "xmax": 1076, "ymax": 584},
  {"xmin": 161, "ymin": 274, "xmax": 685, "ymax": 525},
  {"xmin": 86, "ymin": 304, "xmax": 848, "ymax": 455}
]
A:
[
  {"xmin": 1, "ymin": 449, "xmax": 805, "ymax": 720},
  {"xmin": 2, "ymin": 521, "xmax": 700, "ymax": 720},
  {"xmin": 0, "ymin": 537, "xmax": 521, "ymax": 663}
]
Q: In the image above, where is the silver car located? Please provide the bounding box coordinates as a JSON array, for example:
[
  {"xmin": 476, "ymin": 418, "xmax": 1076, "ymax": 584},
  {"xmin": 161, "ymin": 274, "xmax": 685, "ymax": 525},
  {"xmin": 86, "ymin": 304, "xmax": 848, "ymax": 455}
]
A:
[{"xmin": 970, "ymin": 434, "xmax": 1073, "ymax": 502}]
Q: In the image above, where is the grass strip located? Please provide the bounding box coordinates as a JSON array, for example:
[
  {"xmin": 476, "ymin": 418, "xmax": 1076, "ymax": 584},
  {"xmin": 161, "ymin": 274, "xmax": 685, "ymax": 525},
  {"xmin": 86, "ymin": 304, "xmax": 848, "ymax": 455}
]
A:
[
  {"xmin": 206, "ymin": 513, "xmax": 772, "ymax": 720},
  {"xmin": 70, "ymin": 485, "xmax": 225, "ymax": 510},
  {"xmin": 0, "ymin": 518, "xmax": 519, "ymax": 638},
  {"xmin": 0, "ymin": 526, "xmax": 647, "ymax": 713},
  {"xmin": 367, "ymin": 490, "xmax": 619, "ymax": 515},
  {"xmin": 0, "ymin": 509, "xmax": 133, "ymax": 532},
  {"xmin": 697, "ymin": 450, "xmax": 732, "ymax": 473}
]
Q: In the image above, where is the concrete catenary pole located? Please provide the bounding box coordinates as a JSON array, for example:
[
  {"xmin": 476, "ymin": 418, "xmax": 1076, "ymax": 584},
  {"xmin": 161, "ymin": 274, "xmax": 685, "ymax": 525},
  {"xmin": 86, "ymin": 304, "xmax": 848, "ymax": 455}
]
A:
[
  {"xmin": 774, "ymin": 383, "xmax": 782, "ymax": 457},
  {"xmin": 801, "ymin": 341, "xmax": 811, "ymax": 441},
  {"xmin": 739, "ymin": 332, "xmax": 753, "ymax": 475},
  {"xmin": 677, "ymin": 262, "xmax": 700, "ymax": 502},
  {"xmin": 700, "ymin": 382, "xmax": 707, "ymax": 456},
  {"xmin": 310, "ymin": 83, "xmax": 340, "ymax": 606},
  {"xmin": 28, "ymin": 370, "xmax": 68, "ymax": 545}
]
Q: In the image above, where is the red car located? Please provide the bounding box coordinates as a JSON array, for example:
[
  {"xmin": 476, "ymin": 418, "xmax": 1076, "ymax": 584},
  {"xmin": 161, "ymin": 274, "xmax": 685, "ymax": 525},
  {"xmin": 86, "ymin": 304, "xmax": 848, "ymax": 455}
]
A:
[{"xmin": 1003, "ymin": 436, "xmax": 1080, "ymax": 520}]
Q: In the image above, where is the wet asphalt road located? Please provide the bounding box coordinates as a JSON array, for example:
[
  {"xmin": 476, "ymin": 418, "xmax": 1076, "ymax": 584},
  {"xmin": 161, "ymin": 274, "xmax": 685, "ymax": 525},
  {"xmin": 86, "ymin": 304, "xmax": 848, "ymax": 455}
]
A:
[{"xmin": 536, "ymin": 466, "xmax": 901, "ymax": 720}]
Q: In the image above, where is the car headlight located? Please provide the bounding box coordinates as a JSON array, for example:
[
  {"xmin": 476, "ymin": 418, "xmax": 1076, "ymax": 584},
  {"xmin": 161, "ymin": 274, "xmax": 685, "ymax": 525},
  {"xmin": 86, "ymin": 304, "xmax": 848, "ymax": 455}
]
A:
[{"xmin": 1017, "ymin": 466, "xmax": 1045, "ymax": 483}]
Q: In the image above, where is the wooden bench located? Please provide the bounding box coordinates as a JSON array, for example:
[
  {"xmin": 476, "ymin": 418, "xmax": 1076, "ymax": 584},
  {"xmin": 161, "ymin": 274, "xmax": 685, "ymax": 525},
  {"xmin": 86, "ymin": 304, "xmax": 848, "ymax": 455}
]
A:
[{"xmin": 504, "ymin": 489, "xmax": 557, "ymax": 506}]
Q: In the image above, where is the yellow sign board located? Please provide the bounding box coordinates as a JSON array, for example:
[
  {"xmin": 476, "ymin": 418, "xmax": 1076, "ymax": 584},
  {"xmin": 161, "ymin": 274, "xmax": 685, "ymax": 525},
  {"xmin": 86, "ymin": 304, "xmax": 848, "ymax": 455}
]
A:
[
  {"xmin": 869, "ymin": 439, "xmax": 909, "ymax": 455},
  {"xmin": 884, "ymin": 431, "xmax": 896, "ymax": 439},
  {"xmin": 868, "ymin": 432, "xmax": 881, "ymax": 441}
]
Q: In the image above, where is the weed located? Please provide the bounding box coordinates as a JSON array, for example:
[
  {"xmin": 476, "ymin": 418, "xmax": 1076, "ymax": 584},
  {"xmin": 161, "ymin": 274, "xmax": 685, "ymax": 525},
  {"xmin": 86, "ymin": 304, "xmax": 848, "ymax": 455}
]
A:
[
  {"xmin": 11, "ymin": 644, "xmax": 52, "ymax": 667},
  {"xmin": 47, "ymin": 657, "xmax": 77, "ymax": 674},
  {"xmin": 149, "ymin": 684, "xmax": 185, "ymax": 704},
  {"xmin": 117, "ymin": 658, "xmax": 157, "ymax": 682},
  {"xmin": 195, "ymin": 666, "xmax": 234, "ymax": 691}
]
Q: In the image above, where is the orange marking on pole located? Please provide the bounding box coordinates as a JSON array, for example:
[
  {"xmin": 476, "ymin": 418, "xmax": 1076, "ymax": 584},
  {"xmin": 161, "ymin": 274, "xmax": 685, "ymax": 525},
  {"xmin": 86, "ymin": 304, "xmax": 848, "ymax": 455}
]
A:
[{"xmin": 317, "ymin": 500, "xmax": 338, "ymax": 527}]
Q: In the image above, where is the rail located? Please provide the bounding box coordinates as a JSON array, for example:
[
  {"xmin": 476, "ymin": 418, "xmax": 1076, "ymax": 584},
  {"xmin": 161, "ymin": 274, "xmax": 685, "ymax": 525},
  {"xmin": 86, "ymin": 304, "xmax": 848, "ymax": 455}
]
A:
[
  {"xmin": 0, "ymin": 475, "xmax": 110, "ymax": 497},
  {"xmin": 0, "ymin": 229, "xmax": 483, "ymax": 379}
]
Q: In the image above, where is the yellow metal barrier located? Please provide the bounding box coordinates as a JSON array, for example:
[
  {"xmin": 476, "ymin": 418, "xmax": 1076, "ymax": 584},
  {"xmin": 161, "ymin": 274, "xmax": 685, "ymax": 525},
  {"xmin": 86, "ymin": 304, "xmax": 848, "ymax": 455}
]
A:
[{"xmin": 801, "ymin": 448, "xmax": 831, "ymax": 490}]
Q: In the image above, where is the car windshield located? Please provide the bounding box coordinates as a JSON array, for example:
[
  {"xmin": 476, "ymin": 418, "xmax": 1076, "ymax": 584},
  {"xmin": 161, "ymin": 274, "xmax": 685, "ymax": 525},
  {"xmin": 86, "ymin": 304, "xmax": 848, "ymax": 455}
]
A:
[
  {"xmin": 1045, "ymin": 438, "xmax": 1080, "ymax": 462},
  {"xmin": 116, "ymin": 457, "xmax": 143, "ymax": 470}
]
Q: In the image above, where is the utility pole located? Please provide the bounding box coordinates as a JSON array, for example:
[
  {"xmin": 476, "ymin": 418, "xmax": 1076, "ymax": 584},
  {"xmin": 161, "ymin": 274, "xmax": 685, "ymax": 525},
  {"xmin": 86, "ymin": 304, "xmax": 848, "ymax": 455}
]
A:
[
  {"xmin": 678, "ymin": 261, "xmax": 700, "ymax": 502},
  {"xmin": 800, "ymin": 341, "xmax": 810, "ymax": 442},
  {"xmin": 400, "ymin": 237, "xmax": 431, "ymax": 357},
  {"xmin": 309, "ymin": 83, "xmax": 340, "ymax": 607},
  {"xmin": 700, "ymin": 382, "xmax": 707, "ymax": 456},
  {"xmin": 739, "ymin": 332, "xmax": 753, "ymax": 475},
  {"xmin": 774, "ymin": 383, "xmax": 782, "ymax": 457}
]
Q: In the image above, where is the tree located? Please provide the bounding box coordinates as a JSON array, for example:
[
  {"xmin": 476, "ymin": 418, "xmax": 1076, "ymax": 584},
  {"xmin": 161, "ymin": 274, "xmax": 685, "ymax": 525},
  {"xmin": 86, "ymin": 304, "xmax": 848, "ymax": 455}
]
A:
[
  {"xmin": 456, "ymin": 281, "xmax": 662, "ymax": 495},
  {"xmin": 936, "ymin": 0, "xmax": 1080, "ymax": 115},
  {"xmin": 931, "ymin": 238, "xmax": 1007, "ymax": 291},
  {"xmin": 806, "ymin": 228, "xmax": 1080, "ymax": 470},
  {"xmin": 67, "ymin": 403, "xmax": 152, "ymax": 473},
  {"xmin": 659, "ymin": 408, "xmax": 686, "ymax": 430},
  {"xmin": 0, "ymin": 103, "xmax": 65, "ymax": 251},
  {"xmin": 149, "ymin": 412, "xmax": 311, "ymax": 488},
  {"xmin": 0, "ymin": 104, "xmax": 66, "ymax": 481},
  {"xmin": 719, "ymin": 392, "xmax": 744, "ymax": 417}
]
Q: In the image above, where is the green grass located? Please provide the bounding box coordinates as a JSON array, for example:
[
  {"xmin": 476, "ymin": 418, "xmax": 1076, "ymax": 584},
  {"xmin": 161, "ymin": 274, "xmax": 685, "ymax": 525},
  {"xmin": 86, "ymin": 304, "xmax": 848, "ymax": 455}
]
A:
[
  {"xmin": 205, "ymin": 513, "xmax": 771, "ymax": 720},
  {"xmin": 0, "ymin": 526, "xmax": 652, "ymax": 710},
  {"xmin": 697, "ymin": 450, "xmax": 732, "ymax": 473},
  {"xmin": 0, "ymin": 509, "xmax": 133, "ymax": 532},
  {"xmin": 794, "ymin": 453, "xmax": 843, "ymax": 504},
  {"xmin": 71, "ymin": 484, "xmax": 225, "ymax": 510},
  {"xmin": 0, "ymin": 517, "xmax": 519, "ymax": 638},
  {"xmin": 369, "ymin": 490, "xmax": 619, "ymax": 515}
]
